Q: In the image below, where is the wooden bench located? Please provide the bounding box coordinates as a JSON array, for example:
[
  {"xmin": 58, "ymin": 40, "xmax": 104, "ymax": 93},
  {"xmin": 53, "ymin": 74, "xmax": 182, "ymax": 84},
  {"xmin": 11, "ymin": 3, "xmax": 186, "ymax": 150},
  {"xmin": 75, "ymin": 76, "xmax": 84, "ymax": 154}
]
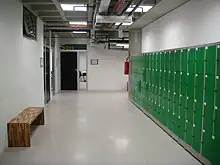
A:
[{"xmin": 7, "ymin": 107, "xmax": 44, "ymax": 147}]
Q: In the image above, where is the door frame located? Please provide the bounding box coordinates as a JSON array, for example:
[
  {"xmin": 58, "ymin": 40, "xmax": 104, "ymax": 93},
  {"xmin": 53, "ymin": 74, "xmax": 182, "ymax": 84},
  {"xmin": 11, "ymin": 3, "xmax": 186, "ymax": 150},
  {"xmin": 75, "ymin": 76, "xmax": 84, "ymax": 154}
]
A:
[
  {"xmin": 43, "ymin": 45, "xmax": 51, "ymax": 104},
  {"xmin": 60, "ymin": 50, "xmax": 88, "ymax": 91}
]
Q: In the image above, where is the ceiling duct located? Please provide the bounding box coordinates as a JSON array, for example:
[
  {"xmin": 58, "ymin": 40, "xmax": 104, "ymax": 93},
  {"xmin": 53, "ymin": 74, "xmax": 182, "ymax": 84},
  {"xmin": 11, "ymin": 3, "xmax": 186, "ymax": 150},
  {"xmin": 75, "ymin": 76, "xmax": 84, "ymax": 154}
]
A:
[
  {"xmin": 96, "ymin": 15, "xmax": 132, "ymax": 23},
  {"xmin": 99, "ymin": 0, "xmax": 112, "ymax": 14}
]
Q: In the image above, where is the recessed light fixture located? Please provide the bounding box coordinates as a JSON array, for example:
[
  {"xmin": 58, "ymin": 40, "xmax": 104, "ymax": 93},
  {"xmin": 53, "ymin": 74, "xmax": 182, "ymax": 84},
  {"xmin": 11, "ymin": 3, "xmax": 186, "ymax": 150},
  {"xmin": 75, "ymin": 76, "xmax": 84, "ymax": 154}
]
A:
[
  {"xmin": 69, "ymin": 21, "xmax": 87, "ymax": 25},
  {"xmin": 126, "ymin": 5, "xmax": 152, "ymax": 13},
  {"xmin": 116, "ymin": 44, "xmax": 129, "ymax": 48},
  {"xmin": 115, "ymin": 22, "xmax": 133, "ymax": 26},
  {"xmin": 72, "ymin": 31, "xmax": 87, "ymax": 34},
  {"xmin": 61, "ymin": 4, "xmax": 87, "ymax": 11}
]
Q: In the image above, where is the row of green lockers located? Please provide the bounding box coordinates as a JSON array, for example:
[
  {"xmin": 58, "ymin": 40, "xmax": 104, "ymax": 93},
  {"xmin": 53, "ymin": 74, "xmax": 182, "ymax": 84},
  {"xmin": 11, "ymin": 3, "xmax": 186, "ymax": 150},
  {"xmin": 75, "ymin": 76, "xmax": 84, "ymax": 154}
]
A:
[{"xmin": 130, "ymin": 44, "xmax": 220, "ymax": 165}]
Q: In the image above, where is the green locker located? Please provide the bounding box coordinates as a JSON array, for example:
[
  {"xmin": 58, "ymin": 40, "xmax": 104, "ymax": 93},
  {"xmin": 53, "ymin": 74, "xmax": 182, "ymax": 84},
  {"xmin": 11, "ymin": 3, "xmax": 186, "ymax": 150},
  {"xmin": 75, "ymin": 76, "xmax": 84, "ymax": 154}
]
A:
[
  {"xmin": 192, "ymin": 124, "xmax": 202, "ymax": 153},
  {"xmin": 203, "ymin": 104, "xmax": 214, "ymax": 133},
  {"xmin": 202, "ymin": 130, "xmax": 213, "ymax": 161},
  {"xmin": 165, "ymin": 71, "xmax": 169, "ymax": 90},
  {"xmin": 166, "ymin": 101, "xmax": 173, "ymax": 131},
  {"xmin": 165, "ymin": 52, "xmax": 169, "ymax": 70},
  {"xmin": 182, "ymin": 49, "xmax": 188, "ymax": 73},
  {"xmin": 161, "ymin": 71, "xmax": 165, "ymax": 89},
  {"xmin": 172, "ymin": 103, "xmax": 179, "ymax": 132},
  {"xmin": 195, "ymin": 47, "xmax": 205, "ymax": 74},
  {"xmin": 175, "ymin": 50, "xmax": 181, "ymax": 72},
  {"xmin": 218, "ymin": 46, "xmax": 220, "ymax": 76},
  {"xmin": 188, "ymin": 48, "xmax": 196, "ymax": 74},
  {"xmin": 205, "ymin": 75, "xmax": 215, "ymax": 109},
  {"xmin": 146, "ymin": 54, "xmax": 149, "ymax": 69},
  {"xmin": 170, "ymin": 51, "xmax": 175, "ymax": 72},
  {"xmin": 186, "ymin": 99, "xmax": 194, "ymax": 123},
  {"xmin": 175, "ymin": 73, "xmax": 180, "ymax": 102},
  {"xmin": 180, "ymin": 73, "xmax": 187, "ymax": 97},
  {"xmin": 195, "ymin": 74, "xmax": 204, "ymax": 103},
  {"xmin": 185, "ymin": 120, "xmax": 193, "ymax": 146},
  {"xmin": 206, "ymin": 45, "xmax": 217, "ymax": 75},
  {"xmin": 161, "ymin": 52, "xmax": 165, "ymax": 71},
  {"xmin": 187, "ymin": 74, "xmax": 195, "ymax": 100},
  {"xmin": 179, "ymin": 106, "xmax": 186, "ymax": 140}
]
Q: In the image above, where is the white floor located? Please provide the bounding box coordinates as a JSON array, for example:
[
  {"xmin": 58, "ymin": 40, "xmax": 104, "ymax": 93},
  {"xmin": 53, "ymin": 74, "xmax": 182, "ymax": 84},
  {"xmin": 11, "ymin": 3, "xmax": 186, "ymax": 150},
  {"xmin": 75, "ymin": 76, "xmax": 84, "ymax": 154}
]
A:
[{"xmin": 0, "ymin": 92, "xmax": 201, "ymax": 165}]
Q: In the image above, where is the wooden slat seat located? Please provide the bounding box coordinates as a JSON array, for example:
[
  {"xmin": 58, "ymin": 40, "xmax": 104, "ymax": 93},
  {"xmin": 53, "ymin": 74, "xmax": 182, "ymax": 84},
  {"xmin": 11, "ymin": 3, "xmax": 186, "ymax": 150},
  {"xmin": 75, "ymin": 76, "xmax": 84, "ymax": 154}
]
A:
[{"xmin": 7, "ymin": 107, "xmax": 44, "ymax": 147}]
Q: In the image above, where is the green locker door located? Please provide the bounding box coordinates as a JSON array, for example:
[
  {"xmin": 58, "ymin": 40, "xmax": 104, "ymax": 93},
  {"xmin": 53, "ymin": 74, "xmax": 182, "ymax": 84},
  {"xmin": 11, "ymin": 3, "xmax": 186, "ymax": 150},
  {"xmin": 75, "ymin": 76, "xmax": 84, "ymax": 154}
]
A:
[
  {"xmin": 187, "ymin": 73, "xmax": 195, "ymax": 100},
  {"xmin": 192, "ymin": 101, "xmax": 203, "ymax": 152},
  {"xmin": 178, "ymin": 105, "xmax": 186, "ymax": 140},
  {"xmin": 182, "ymin": 49, "xmax": 188, "ymax": 73},
  {"xmin": 195, "ymin": 74, "xmax": 204, "ymax": 103},
  {"xmin": 195, "ymin": 47, "xmax": 205, "ymax": 74},
  {"xmin": 206, "ymin": 45, "xmax": 217, "ymax": 75},
  {"xmin": 185, "ymin": 120, "xmax": 193, "ymax": 146},
  {"xmin": 188, "ymin": 48, "xmax": 196, "ymax": 74},
  {"xmin": 204, "ymin": 75, "xmax": 215, "ymax": 132},
  {"xmin": 175, "ymin": 50, "xmax": 181, "ymax": 72},
  {"xmin": 202, "ymin": 130, "xmax": 213, "ymax": 161}
]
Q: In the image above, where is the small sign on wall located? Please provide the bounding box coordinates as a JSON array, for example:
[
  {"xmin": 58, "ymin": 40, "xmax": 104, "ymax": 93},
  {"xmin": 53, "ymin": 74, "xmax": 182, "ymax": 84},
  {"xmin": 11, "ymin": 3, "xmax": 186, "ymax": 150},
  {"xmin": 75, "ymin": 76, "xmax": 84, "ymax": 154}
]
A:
[
  {"xmin": 90, "ymin": 59, "xmax": 99, "ymax": 65},
  {"xmin": 40, "ymin": 57, "xmax": 44, "ymax": 67}
]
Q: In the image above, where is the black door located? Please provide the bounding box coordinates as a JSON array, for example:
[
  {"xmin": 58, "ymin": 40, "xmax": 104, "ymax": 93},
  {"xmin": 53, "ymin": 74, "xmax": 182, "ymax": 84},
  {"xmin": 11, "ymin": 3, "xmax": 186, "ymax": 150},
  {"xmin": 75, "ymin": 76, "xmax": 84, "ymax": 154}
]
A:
[
  {"xmin": 44, "ymin": 47, "xmax": 50, "ymax": 103},
  {"xmin": 61, "ymin": 52, "xmax": 78, "ymax": 90}
]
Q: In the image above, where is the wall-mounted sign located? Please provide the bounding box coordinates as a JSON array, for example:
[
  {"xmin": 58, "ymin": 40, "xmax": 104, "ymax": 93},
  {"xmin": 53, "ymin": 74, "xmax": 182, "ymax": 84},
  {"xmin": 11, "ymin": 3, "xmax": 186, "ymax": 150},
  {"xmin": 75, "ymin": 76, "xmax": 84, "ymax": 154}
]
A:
[
  {"xmin": 90, "ymin": 59, "xmax": 99, "ymax": 65},
  {"xmin": 40, "ymin": 57, "xmax": 44, "ymax": 68},
  {"xmin": 60, "ymin": 44, "xmax": 87, "ymax": 50}
]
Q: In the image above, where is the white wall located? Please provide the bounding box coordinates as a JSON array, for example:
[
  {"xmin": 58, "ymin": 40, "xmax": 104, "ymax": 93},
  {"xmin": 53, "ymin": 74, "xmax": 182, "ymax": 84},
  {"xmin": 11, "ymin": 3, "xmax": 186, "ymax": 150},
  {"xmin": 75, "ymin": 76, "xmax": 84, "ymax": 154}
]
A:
[
  {"xmin": 88, "ymin": 45, "xmax": 128, "ymax": 91},
  {"xmin": 0, "ymin": 0, "xmax": 44, "ymax": 154},
  {"xmin": 129, "ymin": 28, "xmax": 142, "ymax": 56},
  {"xmin": 142, "ymin": 0, "xmax": 220, "ymax": 52}
]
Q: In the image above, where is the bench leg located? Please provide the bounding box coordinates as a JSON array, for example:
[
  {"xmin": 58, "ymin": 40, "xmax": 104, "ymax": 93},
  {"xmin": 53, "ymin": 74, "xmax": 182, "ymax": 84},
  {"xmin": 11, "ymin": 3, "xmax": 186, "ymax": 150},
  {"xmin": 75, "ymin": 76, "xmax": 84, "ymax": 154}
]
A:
[
  {"xmin": 32, "ymin": 110, "xmax": 44, "ymax": 125},
  {"xmin": 7, "ymin": 123, "xmax": 30, "ymax": 147}
]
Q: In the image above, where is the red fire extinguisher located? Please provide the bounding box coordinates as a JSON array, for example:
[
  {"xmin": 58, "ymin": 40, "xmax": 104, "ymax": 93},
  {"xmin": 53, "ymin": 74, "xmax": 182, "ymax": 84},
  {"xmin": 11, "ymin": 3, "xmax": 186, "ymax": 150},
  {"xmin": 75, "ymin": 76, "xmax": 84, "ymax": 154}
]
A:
[{"xmin": 124, "ymin": 57, "xmax": 129, "ymax": 75}]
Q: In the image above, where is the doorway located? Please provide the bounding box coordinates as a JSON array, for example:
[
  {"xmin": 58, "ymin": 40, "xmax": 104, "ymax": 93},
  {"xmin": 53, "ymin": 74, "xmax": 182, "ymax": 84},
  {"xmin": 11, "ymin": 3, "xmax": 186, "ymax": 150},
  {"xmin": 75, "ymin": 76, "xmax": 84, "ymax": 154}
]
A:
[
  {"xmin": 44, "ymin": 47, "xmax": 50, "ymax": 103},
  {"xmin": 61, "ymin": 52, "xmax": 78, "ymax": 90}
]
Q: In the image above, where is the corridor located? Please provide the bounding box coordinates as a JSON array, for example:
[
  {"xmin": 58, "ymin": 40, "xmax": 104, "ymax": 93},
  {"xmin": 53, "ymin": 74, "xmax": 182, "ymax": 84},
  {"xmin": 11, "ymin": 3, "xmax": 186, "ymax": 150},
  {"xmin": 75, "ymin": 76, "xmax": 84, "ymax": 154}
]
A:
[{"xmin": 0, "ymin": 92, "xmax": 201, "ymax": 165}]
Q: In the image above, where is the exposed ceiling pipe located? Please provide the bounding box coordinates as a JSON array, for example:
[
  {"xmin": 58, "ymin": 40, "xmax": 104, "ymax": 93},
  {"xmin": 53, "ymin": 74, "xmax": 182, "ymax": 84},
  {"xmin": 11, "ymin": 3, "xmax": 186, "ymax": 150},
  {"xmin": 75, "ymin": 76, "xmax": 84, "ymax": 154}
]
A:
[
  {"xmin": 88, "ymin": 0, "xmax": 94, "ymax": 27},
  {"xmin": 117, "ymin": 0, "xmax": 132, "ymax": 16},
  {"xmin": 109, "ymin": 0, "xmax": 130, "ymax": 28},
  {"xmin": 93, "ymin": 0, "xmax": 101, "ymax": 28},
  {"xmin": 99, "ymin": 0, "xmax": 112, "ymax": 13},
  {"xmin": 117, "ymin": 0, "xmax": 145, "ymax": 29},
  {"xmin": 113, "ymin": 0, "xmax": 124, "ymax": 13}
]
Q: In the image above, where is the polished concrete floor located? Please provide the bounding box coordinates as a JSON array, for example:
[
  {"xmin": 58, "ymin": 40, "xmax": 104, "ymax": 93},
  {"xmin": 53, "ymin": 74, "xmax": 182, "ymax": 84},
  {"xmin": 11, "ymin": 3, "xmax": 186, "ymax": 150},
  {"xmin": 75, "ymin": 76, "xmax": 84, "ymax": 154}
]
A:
[{"xmin": 0, "ymin": 92, "xmax": 201, "ymax": 165}]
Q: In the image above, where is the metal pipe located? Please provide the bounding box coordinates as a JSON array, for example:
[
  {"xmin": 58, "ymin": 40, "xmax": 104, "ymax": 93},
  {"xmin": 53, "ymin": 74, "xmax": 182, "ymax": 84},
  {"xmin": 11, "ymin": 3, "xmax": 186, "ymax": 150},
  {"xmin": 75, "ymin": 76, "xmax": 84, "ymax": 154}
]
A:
[
  {"xmin": 117, "ymin": 0, "xmax": 132, "ymax": 15},
  {"xmin": 93, "ymin": 0, "xmax": 101, "ymax": 28},
  {"xmin": 128, "ymin": 0, "xmax": 144, "ymax": 16},
  {"xmin": 117, "ymin": 0, "xmax": 144, "ymax": 29},
  {"xmin": 110, "ymin": 0, "xmax": 131, "ymax": 28},
  {"xmin": 113, "ymin": 0, "xmax": 124, "ymax": 13}
]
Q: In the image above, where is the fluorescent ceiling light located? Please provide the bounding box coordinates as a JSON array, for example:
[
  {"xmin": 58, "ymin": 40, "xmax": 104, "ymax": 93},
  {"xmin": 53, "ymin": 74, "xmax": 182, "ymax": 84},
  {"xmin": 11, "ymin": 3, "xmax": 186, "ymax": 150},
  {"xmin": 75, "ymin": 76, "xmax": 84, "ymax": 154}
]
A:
[
  {"xmin": 115, "ymin": 22, "xmax": 133, "ymax": 26},
  {"xmin": 69, "ymin": 21, "xmax": 87, "ymax": 25},
  {"xmin": 73, "ymin": 31, "xmax": 87, "ymax": 34},
  {"xmin": 61, "ymin": 4, "xmax": 87, "ymax": 11},
  {"xmin": 126, "ymin": 5, "xmax": 152, "ymax": 13},
  {"xmin": 116, "ymin": 44, "xmax": 129, "ymax": 48},
  {"xmin": 74, "ymin": 6, "xmax": 87, "ymax": 11}
]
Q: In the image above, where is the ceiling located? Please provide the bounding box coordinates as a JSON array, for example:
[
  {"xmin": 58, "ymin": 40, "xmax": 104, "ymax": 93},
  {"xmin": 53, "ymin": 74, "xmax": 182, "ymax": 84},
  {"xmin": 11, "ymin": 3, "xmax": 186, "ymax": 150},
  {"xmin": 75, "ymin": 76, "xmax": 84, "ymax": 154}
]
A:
[
  {"xmin": 129, "ymin": 0, "xmax": 190, "ymax": 29},
  {"xmin": 22, "ymin": 0, "xmax": 158, "ymax": 38}
]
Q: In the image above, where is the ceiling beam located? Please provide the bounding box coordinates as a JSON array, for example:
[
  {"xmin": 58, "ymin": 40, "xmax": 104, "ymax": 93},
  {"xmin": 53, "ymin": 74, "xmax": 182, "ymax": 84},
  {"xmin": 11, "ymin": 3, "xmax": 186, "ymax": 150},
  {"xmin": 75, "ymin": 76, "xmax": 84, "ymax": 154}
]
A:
[{"xmin": 51, "ymin": 0, "xmax": 68, "ymax": 21}]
